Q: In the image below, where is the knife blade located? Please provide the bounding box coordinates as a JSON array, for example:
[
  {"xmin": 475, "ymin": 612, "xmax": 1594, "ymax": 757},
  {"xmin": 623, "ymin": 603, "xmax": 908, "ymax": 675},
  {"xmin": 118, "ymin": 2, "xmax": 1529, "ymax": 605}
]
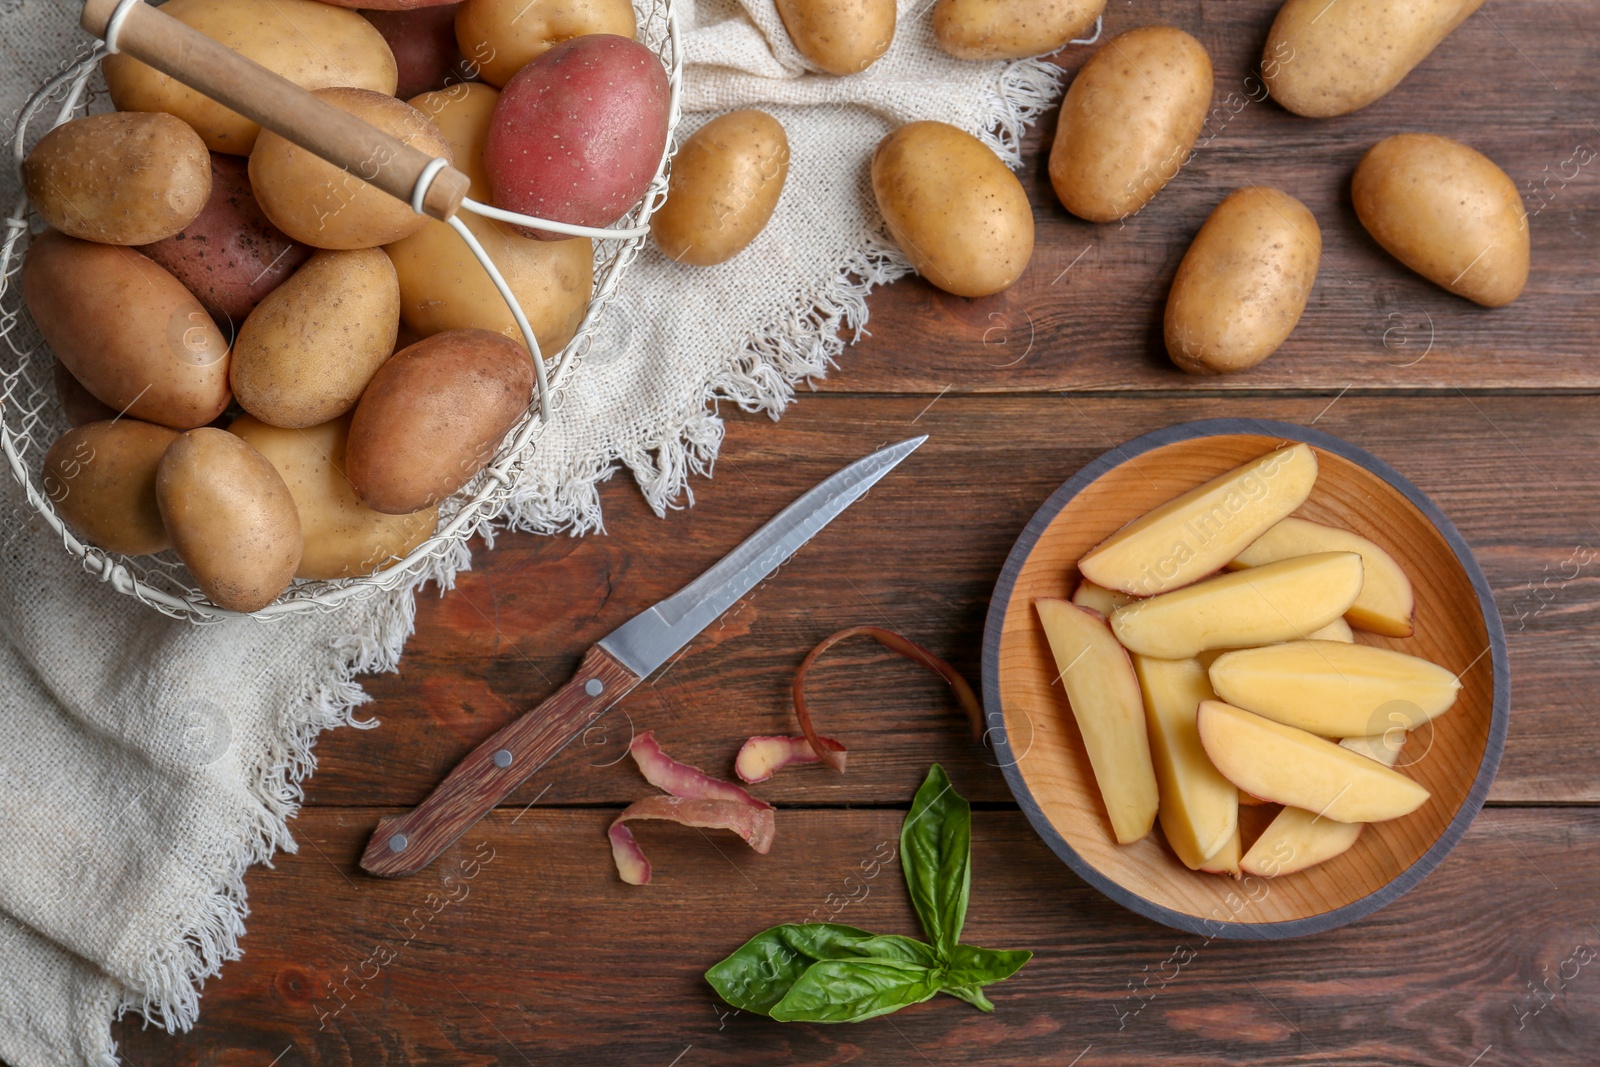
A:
[{"xmin": 359, "ymin": 436, "xmax": 927, "ymax": 877}]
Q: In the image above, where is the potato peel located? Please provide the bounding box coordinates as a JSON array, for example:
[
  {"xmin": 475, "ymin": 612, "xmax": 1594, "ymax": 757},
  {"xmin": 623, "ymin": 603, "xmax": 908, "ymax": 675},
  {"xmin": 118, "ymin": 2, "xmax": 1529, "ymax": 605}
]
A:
[
  {"xmin": 609, "ymin": 797, "xmax": 777, "ymax": 884},
  {"xmin": 734, "ymin": 734, "xmax": 848, "ymax": 784},
  {"xmin": 629, "ymin": 730, "xmax": 773, "ymax": 810}
]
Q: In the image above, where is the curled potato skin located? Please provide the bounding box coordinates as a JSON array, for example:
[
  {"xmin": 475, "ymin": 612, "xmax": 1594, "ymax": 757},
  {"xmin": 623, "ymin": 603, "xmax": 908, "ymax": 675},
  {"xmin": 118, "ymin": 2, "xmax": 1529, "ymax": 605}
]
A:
[
  {"xmin": 1164, "ymin": 186, "xmax": 1322, "ymax": 375},
  {"xmin": 1048, "ymin": 25, "xmax": 1213, "ymax": 223},
  {"xmin": 24, "ymin": 113, "xmax": 211, "ymax": 247},
  {"xmin": 652, "ymin": 110, "xmax": 790, "ymax": 268},
  {"xmin": 933, "ymin": 0, "xmax": 1103, "ymax": 61},
  {"xmin": 1352, "ymin": 133, "xmax": 1528, "ymax": 308},
  {"xmin": 774, "ymin": 0, "xmax": 896, "ymax": 75},
  {"xmin": 43, "ymin": 420, "xmax": 178, "ymax": 557}
]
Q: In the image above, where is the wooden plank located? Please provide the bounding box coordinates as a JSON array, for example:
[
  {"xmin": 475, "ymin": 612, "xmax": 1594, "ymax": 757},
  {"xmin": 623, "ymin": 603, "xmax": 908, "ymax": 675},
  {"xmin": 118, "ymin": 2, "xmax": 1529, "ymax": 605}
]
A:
[
  {"xmin": 112, "ymin": 806, "xmax": 1600, "ymax": 1065},
  {"xmin": 307, "ymin": 394, "xmax": 1600, "ymax": 810},
  {"xmin": 824, "ymin": 0, "xmax": 1600, "ymax": 394}
]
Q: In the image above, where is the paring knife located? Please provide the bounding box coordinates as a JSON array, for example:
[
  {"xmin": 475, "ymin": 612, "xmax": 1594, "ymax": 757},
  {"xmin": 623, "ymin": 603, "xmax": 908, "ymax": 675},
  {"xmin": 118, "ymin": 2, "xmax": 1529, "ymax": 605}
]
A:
[{"xmin": 360, "ymin": 436, "xmax": 928, "ymax": 877}]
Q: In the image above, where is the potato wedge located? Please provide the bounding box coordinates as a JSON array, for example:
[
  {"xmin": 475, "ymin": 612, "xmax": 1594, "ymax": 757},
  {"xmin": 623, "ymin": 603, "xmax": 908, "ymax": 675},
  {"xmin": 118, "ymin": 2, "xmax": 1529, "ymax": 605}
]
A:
[
  {"xmin": 1197, "ymin": 700, "xmax": 1429, "ymax": 823},
  {"xmin": 1036, "ymin": 598, "xmax": 1158, "ymax": 844},
  {"xmin": 1231, "ymin": 516, "xmax": 1415, "ymax": 636},
  {"xmin": 1198, "ymin": 825, "xmax": 1241, "ymax": 877},
  {"xmin": 1078, "ymin": 443, "xmax": 1318, "ymax": 596},
  {"xmin": 1131, "ymin": 655, "xmax": 1237, "ymax": 869},
  {"xmin": 1071, "ymin": 579, "xmax": 1135, "ymax": 617},
  {"xmin": 1308, "ymin": 617, "xmax": 1354, "ymax": 643},
  {"xmin": 1110, "ymin": 552, "xmax": 1364, "ymax": 660}
]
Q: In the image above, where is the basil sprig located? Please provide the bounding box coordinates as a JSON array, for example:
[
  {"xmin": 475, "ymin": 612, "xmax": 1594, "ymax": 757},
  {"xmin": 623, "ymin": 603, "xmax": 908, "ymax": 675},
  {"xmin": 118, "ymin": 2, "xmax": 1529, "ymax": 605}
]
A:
[{"xmin": 706, "ymin": 765, "xmax": 1031, "ymax": 1023}]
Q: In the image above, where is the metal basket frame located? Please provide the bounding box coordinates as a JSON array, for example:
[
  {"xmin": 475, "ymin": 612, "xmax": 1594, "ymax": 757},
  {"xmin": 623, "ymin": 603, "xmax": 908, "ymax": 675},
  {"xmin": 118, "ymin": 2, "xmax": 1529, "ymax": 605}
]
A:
[{"xmin": 0, "ymin": 0, "xmax": 682, "ymax": 623}]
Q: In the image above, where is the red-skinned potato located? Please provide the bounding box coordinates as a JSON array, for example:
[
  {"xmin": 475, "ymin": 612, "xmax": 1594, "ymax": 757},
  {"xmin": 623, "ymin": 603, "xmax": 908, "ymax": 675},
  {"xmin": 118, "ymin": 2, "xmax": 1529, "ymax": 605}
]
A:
[
  {"xmin": 346, "ymin": 329, "xmax": 533, "ymax": 514},
  {"xmin": 361, "ymin": 5, "xmax": 465, "ymax": 99},
  {"xmin": 484, "ymin": 34, "xmax": 670, "ymax": 239},
  {"xmin": 140, "ymin": 154, "xmax": 311, "ymax": 329}
]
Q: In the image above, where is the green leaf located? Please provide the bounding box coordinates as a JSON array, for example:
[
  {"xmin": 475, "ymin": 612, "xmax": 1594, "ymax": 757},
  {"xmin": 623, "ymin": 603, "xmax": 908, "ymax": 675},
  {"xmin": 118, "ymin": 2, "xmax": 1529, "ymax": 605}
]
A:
[
  {"xmin": 944, "ymin": 943, "xmax": 1032, "ymax": 989},
  {"xmin": 705, "ymin": 924, "xmax": 937, "ymax": 1016},
  {"xmin": 900, "ymin": 763, "xmax": 971, "ymax": 957},
  {"xmin": 940, "ymin": 984, "xmax": 995, "ymax": 1012},
  {"xmin": 770, "ymin": 959, "xmax": 942, "ymax": 1023}
]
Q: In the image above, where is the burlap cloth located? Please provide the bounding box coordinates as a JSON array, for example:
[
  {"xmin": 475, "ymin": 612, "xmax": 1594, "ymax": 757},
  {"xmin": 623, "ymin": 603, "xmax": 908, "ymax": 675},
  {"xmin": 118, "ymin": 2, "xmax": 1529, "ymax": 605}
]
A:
[{"xmin": 0, "ymin": 0, "xmax": 1067, "ymax": 1061}]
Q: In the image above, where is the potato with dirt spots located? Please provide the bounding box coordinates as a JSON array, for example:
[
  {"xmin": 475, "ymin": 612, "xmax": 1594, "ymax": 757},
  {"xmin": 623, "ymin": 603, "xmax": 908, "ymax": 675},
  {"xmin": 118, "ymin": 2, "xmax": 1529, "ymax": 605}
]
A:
[
  {"xmin": 774, "ymin": 0, "xmax": 896, "ymax": 75},
  {"xmin": 652, "ymin": 110, "xmax": 790, "ymax": 267},
  {"xmin": 933, "ymin": 0, "xmax": 1103, "ymax": 61},
  {"xmin": 454, "ymin": 0, "xmax": 637, "ymax": 87},
  {"xmin": 43, "ymin": 420, "xmax": 178, "ymax": 557},
  {"xmin": 870, "ymin": 121, "xmax": 1033, "ymax": 298},
  {"xmin": 1164, "ymin": 186, "xmax": 1322, "ymax": 375}
]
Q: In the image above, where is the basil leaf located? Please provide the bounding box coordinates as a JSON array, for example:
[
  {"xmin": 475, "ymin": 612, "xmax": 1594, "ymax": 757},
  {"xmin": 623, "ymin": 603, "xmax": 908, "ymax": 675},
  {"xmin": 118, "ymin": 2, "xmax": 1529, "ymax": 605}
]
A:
[
  {"xmin": 940, "ymin": 984, "xmax": 995, "ymax": 1013},
  {"xmin": 944, "ymin": 943, "xmax": 1032, "ymax": 989},
  {"xmin": 705, "ymin": 925, "xmax": 937, "ymax": 1015},
  {"xmin": 770, "ymin": 959, "xmax": 941, "ymax": 1023},
  {"xmin": 900, "ymin": 763, "xmax": 971, "ymax": 957}
]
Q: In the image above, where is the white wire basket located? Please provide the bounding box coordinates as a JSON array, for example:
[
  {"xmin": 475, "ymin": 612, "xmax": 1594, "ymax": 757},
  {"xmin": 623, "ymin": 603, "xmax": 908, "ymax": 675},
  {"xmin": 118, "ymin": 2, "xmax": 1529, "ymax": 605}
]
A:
[{"xmin": 0, "ymin": 0, "xmax": 682, "ymax": 623}]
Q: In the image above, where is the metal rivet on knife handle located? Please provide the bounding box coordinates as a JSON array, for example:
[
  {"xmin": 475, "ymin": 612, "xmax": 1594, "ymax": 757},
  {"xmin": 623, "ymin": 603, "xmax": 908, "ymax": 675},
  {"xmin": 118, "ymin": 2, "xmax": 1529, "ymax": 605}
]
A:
[
  {"xmin": 388, "ymin": 834, "xmax": 409, "ymax": 853},
  {"xmin": 493, "ymin": 749, "xmax": 513, "ymax": 768},
  {"xmin": 585, "ymin": 678, "xmax": 605, "ymax": 696}
]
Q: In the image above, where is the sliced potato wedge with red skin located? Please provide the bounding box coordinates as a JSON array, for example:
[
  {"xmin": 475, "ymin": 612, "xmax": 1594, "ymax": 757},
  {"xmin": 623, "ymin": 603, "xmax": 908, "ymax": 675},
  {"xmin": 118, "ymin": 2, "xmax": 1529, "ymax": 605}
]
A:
[{"xmin": 1230, "ymin": 516, "xmax": 1415, "ymax": 637}]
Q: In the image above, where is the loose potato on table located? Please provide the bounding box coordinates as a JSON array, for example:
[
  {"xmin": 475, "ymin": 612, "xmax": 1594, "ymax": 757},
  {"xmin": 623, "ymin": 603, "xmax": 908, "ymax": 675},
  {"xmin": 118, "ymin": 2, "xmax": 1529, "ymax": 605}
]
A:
[
  {"xmin": 774, "ymin": 0, "xmax": 895, "ymax": 75},
  {"xmin": 653, "ymin": 110, "xmax": 789, "ymax": 267},
  {"xmin": 156, "ymin": 428, "xmax": 303, "ymax": 613},
  {"xmin": 230, "ymin": 248, "xmax": 401, "ymax": 428},
  {"xmin": 250, "ymin": 88, "xmax": 453, "ymax": 250},
  {"xmin": 230, "ymin": 415, "xmax": 438, "ymax": 580},
  {"xmin": 455, "ymin": 0, "xmax": 637, "ymax": 88},
  {"xmin": 1264, "ymin": 0, "xmax": 1487, "ymax": 118},
  {"xmin": 361, "ymin": 4, "xmax": 465, "ymax": 99},
  {"xmin": 140, "ymin": 154, "xmax": 311, "ymax": 328},
  {"xmin": 43, "ymin": 420, "xmax": 178, "ymax": 557},
  {"xmin": 1352, "ymin": 133, "xmax": 1528, "ymax": 307},
  {"xmin": 1048, "ymin": 25, "xmax": 1212, "ymax": 223},
  {"xmin": 485, "ymin": 34, "xmax": 671, "ymax": 239},
  {"xmin": 871, "ymin": 121, "xmax": 1033, "ymax": 298},
  {"xmin": 24, "ymin": 112, "xmax": 210, "ymax": 246},
  {"xmin": 103, "ymin": 0, "xmax": 397, "ymax": 154},
  {"xmin": 1164, "ymin": 186, "xmax": 1321, "ymax": 375},
  {"xmin": 933, "ymin": 0, "xmax": 1103, "ymax": 61},
  {"xmin": 346, "ymin": 329, "xmax": 533, "ymax": 514},
  {"xmin": 22, "ymin": 231, "xmax": 231, "ymax": 430}
]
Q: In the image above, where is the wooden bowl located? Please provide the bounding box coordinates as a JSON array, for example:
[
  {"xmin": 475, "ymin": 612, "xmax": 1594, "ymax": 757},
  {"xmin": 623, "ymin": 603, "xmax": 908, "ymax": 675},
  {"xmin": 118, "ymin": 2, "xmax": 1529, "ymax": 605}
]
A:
[{"xmin": 981, "ymin": 419, "xmax": 1509, "ymax": 939}]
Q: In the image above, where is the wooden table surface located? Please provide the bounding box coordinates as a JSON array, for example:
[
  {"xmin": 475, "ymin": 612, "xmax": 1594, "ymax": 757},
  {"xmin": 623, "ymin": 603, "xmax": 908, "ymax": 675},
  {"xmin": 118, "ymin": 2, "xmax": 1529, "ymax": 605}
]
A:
[{"xmin": 115, "ymin": 2, "xmax": 1600, "ymax": 1063}]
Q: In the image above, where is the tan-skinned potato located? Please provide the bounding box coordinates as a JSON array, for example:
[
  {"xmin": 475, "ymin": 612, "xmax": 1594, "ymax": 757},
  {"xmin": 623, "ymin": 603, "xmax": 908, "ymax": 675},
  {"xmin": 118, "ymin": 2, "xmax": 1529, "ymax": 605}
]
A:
[
  {"xmin": 775, "ymin": 0, "xmax": 896, "ymax": 75},
  {"xmin": 933, "ymin": 0, "xmax": 1103, "ymax": 61},
  {"xmin": 1352, "ymin": 133, "xmax": 1528, "ymax": 307},
  {"xmin": 24, "ymin": 113, "xmax": 211, "ymax": 247},
  {"xmin": 156, "ymin": 428, "xmax": 303, "ymax": 613},
  {"xmin": 230, "ymin": 248, "xmax": 402, "ymax": 428},
  {"xmin": 455, "ymin": 0, "xmax": 637, "ymax": 87},
  {"xmin": 103, "ymin": 0, "xmax": 397, "ymax": 154},
  {"xmin": 390, "ymin": 84, "xmax": 594, "ymax": 351},
  {"xmin": 43, "ymin": 420, "xmax": 178, "ymax": 557},
  {"xmin": 1263, "ymin": 0, "xmax": 1488, "ymax": 118},
  {"xmin": 872, "ymin": 121, "xmax": 1033, "ymax": 298},
  {"xmin": 1165, "ymin": 186, "xmax": 1322, "ymax": 375},
  {"xmin": 653, "ymin": 110, "xmax": 790, "ymax": 267},
  {"xmin": 1048, "ymin": 25, "xmax": 1213, "ymax": 223},
  {"xmin": 230, "ymin": 414, "xmax": 438, "ymax": 580},
  {"xmin": 249, "ymin": 88, "xmax": 453, "ymax": 250}
]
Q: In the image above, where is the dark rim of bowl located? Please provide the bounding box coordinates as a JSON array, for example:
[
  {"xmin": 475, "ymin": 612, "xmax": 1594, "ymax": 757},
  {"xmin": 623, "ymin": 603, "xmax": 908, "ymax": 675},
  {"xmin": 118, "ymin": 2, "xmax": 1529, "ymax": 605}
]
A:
[{"xmin": 980, "ymin": 417, "xmax": 1511, "ymax": 941}]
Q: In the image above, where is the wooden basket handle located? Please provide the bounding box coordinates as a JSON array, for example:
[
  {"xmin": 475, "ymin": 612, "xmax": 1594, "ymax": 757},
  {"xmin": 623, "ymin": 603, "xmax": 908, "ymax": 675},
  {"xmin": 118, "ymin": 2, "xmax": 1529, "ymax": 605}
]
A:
[{"xmin": 80, "ymin": 0, "xmax": 471, "ymax": 221}]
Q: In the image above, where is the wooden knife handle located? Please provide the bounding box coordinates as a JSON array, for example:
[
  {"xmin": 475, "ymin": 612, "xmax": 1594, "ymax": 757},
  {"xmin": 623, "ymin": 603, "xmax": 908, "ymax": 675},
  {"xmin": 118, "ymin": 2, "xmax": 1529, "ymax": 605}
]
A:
[
  {"xmin": 360, "ymin": 645, "xmax": 641, "ymax": 877},
  {"xmin": 80, "ymin": 0, "xmax": 471, "ymax": 221}
]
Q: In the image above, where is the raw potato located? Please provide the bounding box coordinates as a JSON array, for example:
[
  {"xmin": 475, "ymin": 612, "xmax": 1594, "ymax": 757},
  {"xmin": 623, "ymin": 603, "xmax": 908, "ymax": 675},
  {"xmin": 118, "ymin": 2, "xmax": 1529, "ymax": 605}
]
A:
[
  {"xmin": 230, "ymin": 415, "xmax": 438, "ymax": 580},
  {"xmin": 390, "ymin": 85, "xmax": 593, "ymax": 351},
  {"xmin": 24, "ymin": 112, "xmax": 211, "ymax": 246},
  {"xmin": 933, "ymin": 0, "xmax": 1103, "ymax": 61},
  {"xmin": 1071, "ymin": 579, "xmax": 1134, "ymax": 617},
  {"xmin": 1048, "ymin": 26, "xmax": 1213, "ymax": 222},
  {"xmin": 230, "ymin": 248, "xmax": 401, "ymax": 428},
  {"xmin": 103, "ymin": 0, "xmax": 398, "ymax": 154},
  {"xmin": 653, "ymin": 111, "xmax": 790, "ymax": 267},
  {"xmin": 140, "ymin": 154, "xmax": 312, "ymax": 328},
  {"xmin": 156, "ymin": 428, "xmax": 303, "ymax": 612},
  {"xmin": 1078, "ymin": 443, "xmax": 1318, "ymax": 596},
  {"xmin": 455, "ymin": 0, "xmax": 637, "ymax": 87},
  {"xmin": 54, "ymin": 361, "xmax": 117, "ymax": 427},
  {"xmin": 1196, "ymin": 700, "xmax": 1430, "ymax": 823},
  {"xmin": 346, "ymin": 329, "xmax": 534, "ymax": 514},
  {"xmin": 1198, "ymin": 826, "xmax": 1241, "ymax": 877},
  {"xmin": 1165, "ymin": 187, "xmax": 1321, "ymax": 375},
  {"xmin": 1207, "ymin": 641, "xmax": 1462, "ymax": 737},
  {"xmin": 871, "ymin": 121, "xmax": 1034, "ymax": 298},
  {"xmin": 362, "ymin": 5, "xmax": 464, "ymax": 99},
  {"xmin": 250, "ymin": 88, "xmax": 453, "ymax": 250},
  {"xmin": 22, "ymin": 231, "xmax": 231, "ymax": 430},
  {"xmin": 1131, "ymin": 655, "xmax": 1238, "ymax": 870},
  {"xmin": 1307, "ymin": 616, "xmax": 1355, "ymax": 643},
  {"xmin": 1109, "ymin": 551, "xmax": 1365, "ymax": 659},
  {"xmin": 1263, "ymin": 0, "xmax": 1487, "ymax": 118},
  {"xmin": 775, "ymin": 0, "xmax": 895, "ymax": 75},
  {"xmin": 1231, "ymin": 516, "xmax": 1415, "ymax": 636},
  {"xmin": 42, "ymin": 420, "xmax": 178, "ymax": 557},
  {"xmin": 1035, "ymin": 599, "xmax": 1159, "ymax": 845},
  {"xmin": 1352, "ymin": 133, "xmax": 1529, "ymax": 308}
]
